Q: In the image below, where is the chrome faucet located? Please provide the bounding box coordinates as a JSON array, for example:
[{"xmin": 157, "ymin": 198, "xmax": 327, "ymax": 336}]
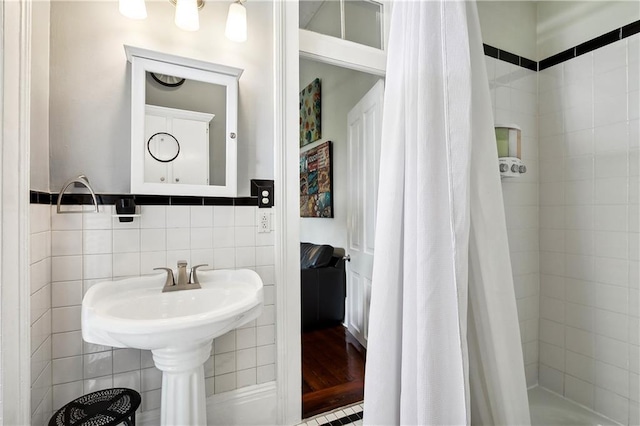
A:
[{"xmin": 154, "ymin": 261, "xmax": 208, "ymax": 292}]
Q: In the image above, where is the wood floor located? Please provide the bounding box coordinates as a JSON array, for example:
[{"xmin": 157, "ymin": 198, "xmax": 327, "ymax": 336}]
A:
[{"xmin": 301, "ymin": 325, "xmax": 366, "ymax": 419}]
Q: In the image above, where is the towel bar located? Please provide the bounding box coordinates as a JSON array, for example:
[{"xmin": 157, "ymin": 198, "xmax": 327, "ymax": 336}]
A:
[{"xmin": 56, "ymin": 174, "xmax": 99, "ymax": 214}]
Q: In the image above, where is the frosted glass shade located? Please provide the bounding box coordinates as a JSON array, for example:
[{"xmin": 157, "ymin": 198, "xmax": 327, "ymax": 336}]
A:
[
  {"xmin": 119, "ymin": 0, "xmax": 147, "ymax": 20},
  {"xmin": 225, "ymin": 2, "xmax": 247, "ymax": 42},
  {"xmin": 175, "ymin": 0, "xmax": 200, "ymax": 31}
]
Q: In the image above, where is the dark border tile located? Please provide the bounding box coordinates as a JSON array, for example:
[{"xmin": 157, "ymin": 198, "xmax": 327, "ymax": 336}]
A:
[
  {"xmin": 170, "ymin": 196, "xmax": 204, "ymax": 206},
  {"xmin": 539, "ymin": 48, "xmax": 575, "ymax": 71},
  {"xmin": 204, "ymin": 197, "xmax": 234, "ymax": 206},
  {"xmin": 498, "ymin": 49, "xmax": 519, "ymax": 66},
  {"xmin": 134, "ymin": 195, "xmax": 170, "ymax": 205},
  {"xmin": 483, "ymin": 43, "xmax": 499, "ymax": 59},
  {"xmin": 622, "ymin": 20, "xmax": 640, "ymax": 39},
  {"xmin": 56, "ymin": 193, "xmax": 96, "ymax": 205},
  {"xmin": 576, "ymin": 28, "xmax": 621, "ymax": 56},
  {"xmin": 30, "ymin": 191, "xmax": 39, "ymax": 204},
  {"xmin": 520, "ymin": 57, "xmax": 538, "ymax": 72},
  {"xmin": 234, "ymin": 197, "xmax": 259, "ymax": 206}
]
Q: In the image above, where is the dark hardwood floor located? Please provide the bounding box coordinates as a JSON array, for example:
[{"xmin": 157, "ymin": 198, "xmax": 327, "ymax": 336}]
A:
[{"xmin": 301, "ymin": 325, "xmax": 366, "ymax": 419}]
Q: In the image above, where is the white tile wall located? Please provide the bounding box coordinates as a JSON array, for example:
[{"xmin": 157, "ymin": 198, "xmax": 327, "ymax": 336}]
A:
[
  {"xmin": 487, "ymin": 55, "xmax": 541, "ymax": 387},
  {"xmin": 45, "ymin": 204, "xmax": 276, "ymax": 415},
  {"xmin": 30, "ymin": 204, "xmax": 52, "ymax": 426},
  {"xmin": 538, "ymin": 35, "xmax": 640, "ymax": 425}
]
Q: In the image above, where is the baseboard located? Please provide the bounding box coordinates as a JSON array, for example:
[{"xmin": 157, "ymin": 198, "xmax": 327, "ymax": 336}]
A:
[{"xmin": 138, "ymin": 382, "xmax": 278, "ymax": 425}]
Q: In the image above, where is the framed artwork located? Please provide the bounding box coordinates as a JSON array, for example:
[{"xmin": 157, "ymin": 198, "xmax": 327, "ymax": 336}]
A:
[
  {"xmin": 300, "ymin": 141, "xmax": 333, "ymax": 218},
  {"xmin": 300, "ymin": 78, "xmax": 321, "ymax": 147}
]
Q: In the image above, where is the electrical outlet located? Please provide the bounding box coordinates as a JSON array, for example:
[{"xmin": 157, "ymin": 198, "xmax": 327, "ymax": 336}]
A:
[{"xmin": 259, "ymin": 211, "xmax": 271, "ymax": 233}]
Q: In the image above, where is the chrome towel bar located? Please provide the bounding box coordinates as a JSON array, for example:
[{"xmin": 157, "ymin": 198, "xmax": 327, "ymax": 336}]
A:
[{"xmin": 56, "ymin": 174, "xmax": 99, "ymax": 214}]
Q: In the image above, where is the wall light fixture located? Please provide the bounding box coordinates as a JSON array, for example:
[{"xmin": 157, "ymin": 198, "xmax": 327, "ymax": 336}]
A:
[{"xmin": 119, "ymin": 0, "xmax": 247, "ymax": 42}]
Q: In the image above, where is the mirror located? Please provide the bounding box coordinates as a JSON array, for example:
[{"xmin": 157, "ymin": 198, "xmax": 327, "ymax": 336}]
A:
[{"xmin": 125, "ymin": 45, "xmax": 243, "ymax": 197}]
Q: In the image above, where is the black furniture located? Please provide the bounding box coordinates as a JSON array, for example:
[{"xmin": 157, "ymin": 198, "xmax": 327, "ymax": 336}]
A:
[
  {"xmin": 300, "ymin": 242, "xmax": 346, "ymax": 331},
  {"xmin": 49, "ymin": 388, "xmax": 141, "ymax": 426}
]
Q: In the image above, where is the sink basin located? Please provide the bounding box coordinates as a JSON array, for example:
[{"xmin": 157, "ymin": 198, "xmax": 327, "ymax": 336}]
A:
[
  {"xmin": 81, "ymin": 268, "xmax": 264, "ymax": 425},
  {"xmin": 82, "ymin": 269, "xmax": 263, "ymax": 350}
]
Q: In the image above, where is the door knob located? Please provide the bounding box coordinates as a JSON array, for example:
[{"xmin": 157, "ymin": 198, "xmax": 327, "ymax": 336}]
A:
[{"xmin": 344, "ymin": 254, "xmax": 351, "ymax": 262}]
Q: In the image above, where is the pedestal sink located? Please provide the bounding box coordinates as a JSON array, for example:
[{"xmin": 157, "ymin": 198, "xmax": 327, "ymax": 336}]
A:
[{"xmin": 82, "ymin": 269, "xmax": 264, "ymax": 425}]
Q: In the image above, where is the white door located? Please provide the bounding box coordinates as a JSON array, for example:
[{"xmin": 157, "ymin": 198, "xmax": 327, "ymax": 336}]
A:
[{"xmin": 346, "ymin": 79, "xmax": 384, "ymax": 348}]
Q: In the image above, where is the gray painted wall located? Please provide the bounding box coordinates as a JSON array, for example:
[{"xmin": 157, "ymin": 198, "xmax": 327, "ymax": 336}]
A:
[{"xmin": 49, "ymin": 0, "xmax": 273, "ymax": 195}]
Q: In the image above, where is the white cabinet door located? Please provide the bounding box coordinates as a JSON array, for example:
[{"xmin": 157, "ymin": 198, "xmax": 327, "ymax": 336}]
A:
[
  {"xmin": 346, "ymin": 79, "xmax": 384, "ymax": 348},
  {"xmin": 144, "ymin": 105, "xmax": 213, "ymax": 186},
  {"xmin": 170, "ymin": 118, "xmax": 209, "ymax": 185}
]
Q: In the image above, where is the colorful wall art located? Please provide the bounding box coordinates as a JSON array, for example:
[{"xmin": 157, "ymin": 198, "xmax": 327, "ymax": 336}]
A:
[
  {"xmin": 300, "ymin": 141, "xmax": 333, "ymax": 218},
  {"xmin": 300, "ymin": 78, "xmax": 321, "ymax": 147}
]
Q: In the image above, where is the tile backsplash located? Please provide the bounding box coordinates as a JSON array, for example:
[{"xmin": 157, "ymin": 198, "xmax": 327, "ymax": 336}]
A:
[{"xmin": 32, "ymin": 203, "xmax": 276, "ymax": 423}]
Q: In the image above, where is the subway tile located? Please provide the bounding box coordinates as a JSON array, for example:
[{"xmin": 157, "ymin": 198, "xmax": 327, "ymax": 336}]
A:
[
  {"xmin": 52, "ymin": 381, "xmax": 83, "ymax": 412},
  {"xmin": 565, "ymin": 129, "xmax": 594, "ymax": 157},
  {"xmin": 565, "ymin": 375, "xmax": 595, "ymax": 409},
  {"xmin": 190, "ymin": 249, "xmax": 214, "ymax": 268},
  {"xmin": 566, "ymin": 303, "xmax": 595, "ymax": 332},
  {"xmin": 31, "ymin": 285, "xmax": 50, "ymax": 325},
  {"xmin": 51, "ymin": 206, "xmax": 83, "ymax": 231},
  {"xmin": 236, "ymin": 368, "xmax": 257, "ymax": 389},
  {"xmin": 52, "ymin": 356, "xmax": 83, "ymax": 385},
  {"xmin": 190, "ymin": 228, "xmax": 213, "ymax": 250},
  {"xmin": 235, "ymin": 206, "xmax": 256, "ymax": 227},
  {"xmin": 82, "ymin": 207, "xmax": 113, "ymax": 230},
  {"xmin": 51, "ymin": 281, "xmax": 82, "ymax": 308},
  {"xmin": 214, "ymin": 331, "xmax": 236, "ymax": 355},
  {"xmin": 112, "ymin": 229, "xmax": 140, "ymax": 253},
  {"xmin": 594, "ymin": 41, "xmax": 627, "ymax": 75},
  {"xmin": 595, "ymin": 334, "xmax": 629, "ymax": 369},
  {"xmin": 52, "ymin": 331, "xmax": 83, "ymax": 359},
  {"xmin": 594, "ymin": 256, "xmax": 629, "ymax": 287},
  {"xmin": 52, "ymin": 306, "xmax": 81, "ymax": 333},
  {"xmin": 113, "ymin": 349, "xmax": 141, "ymax": 374},
  {"xmin": 595, "ymin": 309, "xmax": 629, "ymax": 342},
  {"xmin": 236, "ymin": 327, "xmax": 256, "ymax": 350},
  {"xmin": 565, "ymin": 350, "xmax": 595, "ymax": 384},
  {"xmin": 594, "ymin": 231, "xmax": 628, "ymax": 259},
  {"xmin": 141, "ymin": 389, "xmax": 161, "ymax": 412},
  {"xmin": 215, "ymin": 372, "xmax": 236, "ymax": 393},
  {"xmin": 213, "ymin": 248, "xmax": 235, "ymax": 269},
  {"xmin": 140, "ymin": 229, "xmax": 166, "ymax": 252},
  {"xmin": 215, "ymin": 352, "xmax": 236, "ymax": 376},
  {"xmin": 84, "ymin": 351, "xmax": 113, "ymax": 379},
  {"xmin": 190, "ymin": 206, "xmax": 213, "ymax": 228},
  {"xmin": 141, "ymin": 367, "xmax": 162, "ymax": 392},
  {"xmin": 540, "ymin": 342, "xmax": 564, "ymax": 371},
  {"xmin": 166, "ymin": 228, "xmax": 190, "ymax": 250},
  {"xmin": 565, "ymin": 279, "xmax": 596, "ymax": 306},
  {"xmin": 140, "ymin": 251, "xmax": 167, "ymax": 275},
  {"xmin": 594, "ymin": 205, "xmax": 627, "ymax": 232},
  {"xmin": 594, "ymin": 94, "xmax": 628, "ymax": 127},
  {"xmin": 83, "ymin": 230, "xmax": 112, "ymax": 255},
  {"xmin": 234, "ymin": 227, "xmax": 256, "ymax": 248},
  {"xmin": 166, "ymin": 206, "xmax": 190, "ymax": 228},
  {"xmin": 235, "ymin": 247, "xmax": 255, "ymax": 268},
  {"xmin": 52, "ymin": 255, "xmax": 82, "ymax": 282},
  {"xmin": 166, "ymin": 250, "xmax": 190, "ymax": 269},
  {"xmin": 595, "ymin": 122, "xmax": 628, "ymax": 153},
  {"xmin": 539, "ymin": 364, "xmax": 564, "ymax": 395},
  {"xmin": 256, "ymin": 364, "xmax": 275, "ymax": 384},
  {"xmin": 213, "ymin": 227, "xmax": 235, "ymax": 248},
  {"xmin": 595, "ymin": 387, "xmax": 629, "ymax": 425},
  {"xmin": 51, "ymin": 231, "xmax": 82, "ymax": 256},
  {"xmin": 539, "ymin": 318, "xmax": 564, "ymax": 348},
  {"xmin": 540, "ymin": 274, "xmax": 564, "ymax": 300},
  {"xmin": 213, "ymin": 206, "xmax": 235, "ymax": 227},
  {"xmin": 566, "ymin": 327, "xmax": 596, "ymax": 357},
  {"xmin": 83, "ymin": 254, "xmax": 112, "ymax": 280},
  {"xmin": 83, "ymin": 375, "xmax": 113, "ymax": 394},
  {"xmin": 140, "ymin": 206, "xmax": 166, "ymax": 229}
]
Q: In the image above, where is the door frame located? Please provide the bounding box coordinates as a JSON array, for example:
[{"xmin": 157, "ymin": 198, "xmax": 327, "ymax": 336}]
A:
[
  {"xmin": 273, "ymin": 2, "xmax": 388, "ymax": 423},
  {"xmin": 1, "ymin": 0, "xmax": 33, "ymax": 423}
]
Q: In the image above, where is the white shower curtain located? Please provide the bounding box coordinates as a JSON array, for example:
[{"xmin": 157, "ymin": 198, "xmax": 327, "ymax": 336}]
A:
[{"xmin": 363, "ymin": 1, "xmax": 530, "ymax": 425}]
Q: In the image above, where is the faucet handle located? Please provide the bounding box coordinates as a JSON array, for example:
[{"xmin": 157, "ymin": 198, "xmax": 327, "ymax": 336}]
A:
[
  {"xmin": 190, "ymin": 264, "xmax": 209, "ymax": 284},
  {"xmin": 154, "ymin": 267, "xmax": 175, "ymax": 288}
]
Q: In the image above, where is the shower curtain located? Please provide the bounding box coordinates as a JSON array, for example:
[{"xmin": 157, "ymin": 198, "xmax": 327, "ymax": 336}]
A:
[{"xmin": 363, "ymin": 1, "xmax": 530, "ymax": 425}]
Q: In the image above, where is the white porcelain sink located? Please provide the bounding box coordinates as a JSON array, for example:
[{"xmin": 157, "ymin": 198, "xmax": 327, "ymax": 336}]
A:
[
  {"xmin": 82, "ymin": 269, "xmax": 263, "ymax": 350},
  {"xmin": 81, "ymin": 268, "xmax": 264, "ymax": 425}
]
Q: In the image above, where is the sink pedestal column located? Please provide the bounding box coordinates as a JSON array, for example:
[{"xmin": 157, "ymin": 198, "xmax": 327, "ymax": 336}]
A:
[{"xmin": 152, "ymin": 341, "xmax": 213, "ymax": 426}]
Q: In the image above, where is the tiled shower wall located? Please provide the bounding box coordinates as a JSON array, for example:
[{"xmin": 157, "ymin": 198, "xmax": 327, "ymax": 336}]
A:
[
  {"xmin": 31, "ymin": 204, "xmax": 53, "ymax": 425},
  {"xmin": 537, "ymin": 35, "xmax": 639, "ymax": 424},
  {"xmin": 33, "ymin": 203, "xmax": 275, "ymax": 422},
  {"xmin": 485, "ymin": 55, "xmax": 541, "ymax": 388}
]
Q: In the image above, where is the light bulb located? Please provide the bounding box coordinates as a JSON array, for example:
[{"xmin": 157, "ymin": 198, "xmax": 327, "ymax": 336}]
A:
[
  {"xmin": 225, "ymin": 1, "xmax": 247, "ymax": 43},
  {"xmin": 119, "ymin": 0, "xmax": 147, "ymax": 19},
  {"xmin": 175, "ymin": 0, "xmax": 199, "ymax": 31}
]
